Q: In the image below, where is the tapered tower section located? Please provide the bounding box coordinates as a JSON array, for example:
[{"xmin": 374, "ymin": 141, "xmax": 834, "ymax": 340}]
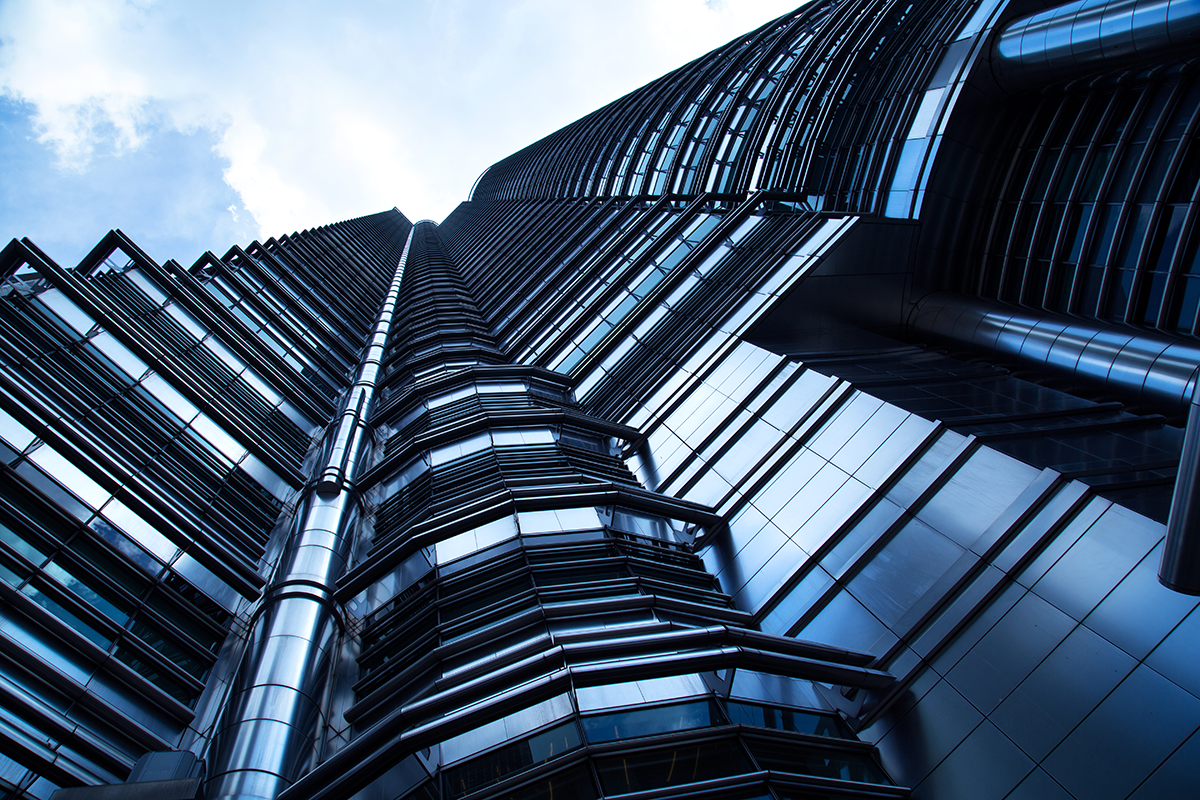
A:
[{"xmin": 280, "ymin": 220, "xmax": 897, "ymax": 799}]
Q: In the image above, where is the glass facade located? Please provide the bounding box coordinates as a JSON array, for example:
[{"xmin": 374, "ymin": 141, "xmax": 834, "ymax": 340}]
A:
[{"xmin": 4, "ymin": 1, "xmax": 1200, "ymax": 799}]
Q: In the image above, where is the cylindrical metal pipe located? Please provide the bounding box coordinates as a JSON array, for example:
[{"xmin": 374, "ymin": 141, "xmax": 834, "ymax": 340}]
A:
[
  {"xmin": 206, "ymin": 226, "xmax": 415, "ymax": 799},
  {"xmin": 910, "ymin": 292, "xmax": 1200, "ymax": 418},
  {"xmin": 992, "ymin": 0, "xmax": 1200, "ymax": 91},
  {"xmin": 1161, "ymin": 374, "xmax": 1200, "ymax": 593}
]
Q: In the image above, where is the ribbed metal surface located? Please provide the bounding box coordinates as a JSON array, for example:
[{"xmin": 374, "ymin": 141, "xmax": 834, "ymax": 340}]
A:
[
  {"xmin": 205, "ymin": 227, "xmax": 416, "ymax": 799},
  {"xmin": 993, "ymin": 0, "xmax": 1200, "ymax": 90},
  {"xmin": 471, "ymin": 0, "xmax": 976, "ymax": 211}
]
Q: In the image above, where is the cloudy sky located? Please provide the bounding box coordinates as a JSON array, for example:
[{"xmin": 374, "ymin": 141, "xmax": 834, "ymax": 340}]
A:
[{"xmin": 1, "ymin": 0, "xmax": 801, "ymax": 268}]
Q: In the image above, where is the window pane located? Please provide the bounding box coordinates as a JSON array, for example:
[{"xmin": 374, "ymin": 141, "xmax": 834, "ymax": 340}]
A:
[
  {"xmin": 582, "ymin": 699, "xmax": 719, "ymax": 743},
  {"xmin": 595, "ymin": 739, "xmax": 752, "ymax": 794}
]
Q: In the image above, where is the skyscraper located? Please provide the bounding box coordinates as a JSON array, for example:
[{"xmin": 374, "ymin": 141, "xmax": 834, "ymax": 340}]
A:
[{"xmin": 3, "ymin": 1, "xmax": 1200, "ymax": 799}]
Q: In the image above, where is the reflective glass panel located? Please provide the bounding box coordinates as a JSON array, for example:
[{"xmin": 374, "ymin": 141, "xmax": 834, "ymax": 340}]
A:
[{"xmin": 582, "ymin": 699, "xmax": 721, "ymax": 743}]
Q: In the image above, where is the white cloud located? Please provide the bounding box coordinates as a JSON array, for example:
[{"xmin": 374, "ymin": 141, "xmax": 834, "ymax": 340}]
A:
[{"xmin": 0, "ymin": 0, "xmax": 802, "ymax": 235}]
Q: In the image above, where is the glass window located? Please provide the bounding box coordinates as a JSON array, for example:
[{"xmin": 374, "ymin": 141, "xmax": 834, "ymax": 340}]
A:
[
  {"xmin": 21, "ymin": 582, "xmax": 112, "ymax": 649},
  {"xmin": 129, "ymin": 618, "xmax": 209, "ymax": 679},
  {"xmin": 164, "ymin": 302, "xmax": 206, "ymax": 340},
  {"xmin": 88, "ymin": 516, "xmax": 162, "ymax": 577},
  {"xmin": 1169, "ymin": 274, "xmax": 1200, "ymax": 333},
  {"xmin": 190, "ymin": 413, "xmax": 247, "ymax": 464},
  {"xmin": 517, "ymin": 508, "xmax": 601, "ymax": 534},
  {"xmin": 481, "ymin": 765, "xmax": 596, "ymax": 800},
  {"xmin": 492, "ymin": 428, "xmax": 555, "ymax": 447},
  {"xmin": 0, "ymin": 407, "xmax": 37, "ymax": 453},
  {"xmin": 1115, "ymin": 205, "xmax": 1152, "ymax": 268},
  {"xmin": 14, "ymin": 461, "xmax": 90, "ymax": 520},
  {"xmin": 125, "ymin": 269, "xmax": 168, "ymax": 305},
  {"xmin": 1064, "ymin": 205, "xmax": 1093, "ymax": 264},
  {"xmin": 582, "ymin": 699, "xmax": 721, "ymax": 743},
  {"xmin": 25, "ymin": 445, "xmax": 109, "ymax": 508},
  {"xmin": 113, "ymin": 643, "xmax": 196, "ymax": 705},
  {"xmin": 44, "ymin": 560, "xmax": 132, "ymax": 626},
  {"xmin": 171, "ymin": 553, "xmax": 239, "ymax": 612},
  {"xmin": 98, "ymin": 498, "xmax": 178, "ymax": 564},
  {"xmin": 202, "ymin": 336, "xmax": 248, "ymax": 375},
  {"xmin": 744, "ymin": 737, "xmax": 891, "ymax": 784},
  {"xmin": 141, "ymin": 374, "xmax": 200, "ymax": 423},
  {"xmin": 594, "ymin": 738, "xmax": 752, "ymax": 794},
  {"xmin": 37, "ymin": 289, "xmax": 95, "ymax": 336},
  {"xmin": 430, "ymin": 432, "xmax": 491, "ymax": 466},
  {"xmin": 0, "ymin": 521, "xmax": 48, "ymax": 566},
  {"xmin": 237, "ymin": 455, "xmax": 291, "ymax": 503},
  {"xmin": 71, "ymin": 535, "xmax": 151, "ymax": 600},
  {"xmin": 91, "ymin": 332, "xmax": 149, "ymax": 380},
  {"xmin": 726, "ymin": 700, "xmax": 852, "ymax": 738},
  {"xmin": 0, "ymin": 563, "xmax": 21, "ymax": 586},
  {"xmin": 443, "ymin": 721, "xmax": 581, "ymax": 800}
]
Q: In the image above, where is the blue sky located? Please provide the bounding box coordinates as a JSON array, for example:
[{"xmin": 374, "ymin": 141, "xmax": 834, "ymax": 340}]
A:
[{"xmin": 0, "ymin": 0, "xmax": 800, "ymax": 268}]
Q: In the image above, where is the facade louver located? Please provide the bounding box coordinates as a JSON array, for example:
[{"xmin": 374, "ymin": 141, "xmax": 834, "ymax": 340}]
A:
[{"xmin": 3, "ymin": 1, "xmax": 1200, "ymax": 799}]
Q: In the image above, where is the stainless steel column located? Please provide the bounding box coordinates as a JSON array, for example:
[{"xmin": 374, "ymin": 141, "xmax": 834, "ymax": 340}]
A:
[
  {"xmin": 1161, "ymin": 374, "xmax": 1200, "ymax": 593},
  {"xmin": 205, "ymin": 227, "xmax": 415, "ymax": 800}
]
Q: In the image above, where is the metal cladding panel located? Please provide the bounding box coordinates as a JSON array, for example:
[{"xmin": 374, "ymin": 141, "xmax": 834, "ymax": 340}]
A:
[
  {"xmin": 853, "ymin": 489, "xmax": 1200, "ymax": 798},
  {"xmin": 1042, "ymin": 664, "xmax": 1200, "ymax": 799}
]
